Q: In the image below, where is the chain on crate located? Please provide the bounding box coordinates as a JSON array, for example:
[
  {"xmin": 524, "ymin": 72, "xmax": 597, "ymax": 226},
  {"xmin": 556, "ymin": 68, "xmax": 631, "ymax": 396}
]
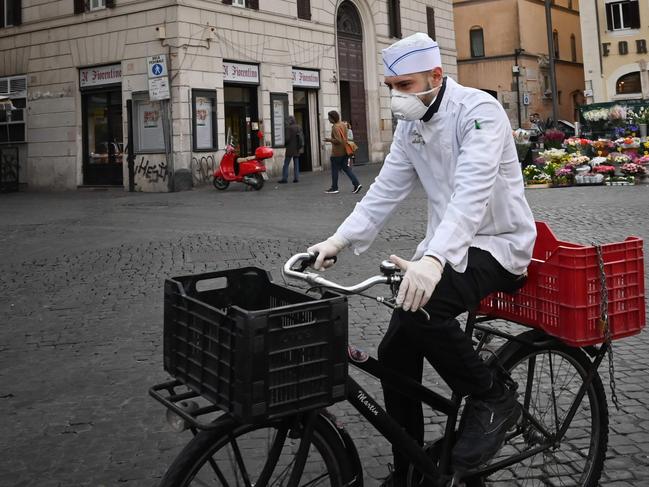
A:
[{"xmin": 595, "ymin": 244, "xmax": 620, "ymax": 411}]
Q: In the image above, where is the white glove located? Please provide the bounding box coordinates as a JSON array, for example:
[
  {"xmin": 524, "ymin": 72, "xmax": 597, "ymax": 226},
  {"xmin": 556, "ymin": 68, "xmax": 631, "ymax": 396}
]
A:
[
  {"xmin": 307, "ymin": 234, "xmax": 349, "ymax": 270},
  {"xmin": 390, "ymin": 255, "xmax": 444, "ymax": 312}
]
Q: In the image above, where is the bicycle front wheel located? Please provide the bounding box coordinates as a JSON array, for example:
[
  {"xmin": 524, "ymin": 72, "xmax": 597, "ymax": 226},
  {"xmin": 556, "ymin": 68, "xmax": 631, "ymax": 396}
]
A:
[
  {"xmin": 159, "ymin": 413, "xmax": 355, "ymax": 487},
  {"xmin": 486, "ymin": 338, "xmax": 608, "ymax": 487}
]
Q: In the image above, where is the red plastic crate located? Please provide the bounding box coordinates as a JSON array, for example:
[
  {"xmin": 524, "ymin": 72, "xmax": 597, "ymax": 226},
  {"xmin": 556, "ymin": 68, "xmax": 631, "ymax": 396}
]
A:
[{"xmin": 478, "ymin": 222, "xmax": 646, "ymax": 346}]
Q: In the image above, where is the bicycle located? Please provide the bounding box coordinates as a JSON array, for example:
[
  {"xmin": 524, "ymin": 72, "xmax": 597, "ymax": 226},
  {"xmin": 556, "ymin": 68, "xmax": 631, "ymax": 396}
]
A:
[{"xmin": 150, "ymin": 223, "xmax": 645, "ymax": 487}]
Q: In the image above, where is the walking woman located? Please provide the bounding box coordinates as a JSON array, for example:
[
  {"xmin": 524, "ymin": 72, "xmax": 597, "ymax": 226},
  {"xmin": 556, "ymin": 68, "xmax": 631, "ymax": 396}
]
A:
[{"xmin": 323, "ymin": 110, "xmax": 362, "ymax": 194}]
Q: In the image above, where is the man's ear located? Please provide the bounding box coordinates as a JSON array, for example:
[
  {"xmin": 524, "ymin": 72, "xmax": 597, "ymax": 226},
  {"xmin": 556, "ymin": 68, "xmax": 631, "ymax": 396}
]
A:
[{"xmin": 428, "ymin": 67, "xmax": 443, "ymax": 86}]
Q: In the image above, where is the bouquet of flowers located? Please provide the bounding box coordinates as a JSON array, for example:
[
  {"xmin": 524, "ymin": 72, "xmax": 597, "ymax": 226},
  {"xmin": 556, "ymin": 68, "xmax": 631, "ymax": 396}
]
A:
[
  {"xmin": 636, "ymin": 154, "xmax": 649, "ymax": 165},
  {"xmin": 589, "ymin": 156, "xmax": 608, "ymax": 167},
  {"xmin": 554, "ymin": 166, "xmax": 575, "ymax": 186},
  {"xmin": 538, "ymin": 148, "xmax": 568, "ymax": 164},
  {"xmin": 583, "ymin": 108, "xmax": 609, "ymax": 122},
  {"xmin": 630, "ymin": 106, "xmax": 649, "ymax": 124},
  {"xmin": 621, "ymin": 162, "xmax": 645, "ymax": 175},
  {"xmin": 567, "ymin": 154, "xmax": 591, "ymax": 167},
  {"xmin": 513, "ymin": 128, "xmax": 531, "ymax": 144},
  {"xmin": 563, "ymin": 137, "xmax": 591, "ymax": 153},
  {"xmin": 523, "ymin": 165, "xmax": 551, "ymax": 184},
  {"xmin": 614, "ymin": 137, "xmax": 641, "ymax": 149},
  {"xmin": 607, "ymin": 153, "xmax": 632, "ymax": 165},
  {"xmin": 593, "ymin": 165, "xmax": 616, "ymax": 176},
  {"xmin": 590, "ymin": 139, "xmax": 615, "ymax": 156},
  {"xmin": 608, "ymin": 105, "xmax": 628, "ymax": 122},
  {"xmin": 542, "ymin": 129, "xmax": 565, "ymax": 149}
]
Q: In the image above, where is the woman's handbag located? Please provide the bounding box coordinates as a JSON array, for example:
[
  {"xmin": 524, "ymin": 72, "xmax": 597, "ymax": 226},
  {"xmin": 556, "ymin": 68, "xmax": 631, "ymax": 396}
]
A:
[{"xmin": 345, "ymin": 140, "xmax": 358, "ymax": 156}]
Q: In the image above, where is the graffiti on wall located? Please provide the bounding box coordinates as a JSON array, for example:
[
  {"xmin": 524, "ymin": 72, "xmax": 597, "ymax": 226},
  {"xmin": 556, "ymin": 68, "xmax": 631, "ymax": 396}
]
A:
[
  {"xmin": 0, "ymin": 147, "xmax": 19, "ymax": 191},
  {"xmin": 191, "ymin": 154, "xmax": 217, "ymax": 185},
  {"xmin": 135, "ymin": 156, "xmax": 169, "ymax": 183}
]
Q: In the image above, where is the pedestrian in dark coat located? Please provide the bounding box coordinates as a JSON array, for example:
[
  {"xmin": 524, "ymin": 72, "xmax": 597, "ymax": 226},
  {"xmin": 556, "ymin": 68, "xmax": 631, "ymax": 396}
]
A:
[{"xmin": 279, "ymin": 116, "xmax": 303, "ymax": 183}]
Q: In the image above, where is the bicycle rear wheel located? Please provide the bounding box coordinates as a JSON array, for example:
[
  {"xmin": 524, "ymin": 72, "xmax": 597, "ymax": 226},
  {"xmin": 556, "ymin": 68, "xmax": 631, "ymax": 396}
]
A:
[
  {"xmin": 485, "ymin": 337, "xmax": 608, "ymax": 486},
  {"xmin": 159, "ymin": 413, "xmax": 355, "ymax": 487}
]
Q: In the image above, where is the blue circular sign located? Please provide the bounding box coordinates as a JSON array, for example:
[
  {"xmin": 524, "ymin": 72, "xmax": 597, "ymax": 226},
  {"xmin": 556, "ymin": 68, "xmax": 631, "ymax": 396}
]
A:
[{"xmin": 152, "ymin": 63, "xmax": 163, "ymax": 76}]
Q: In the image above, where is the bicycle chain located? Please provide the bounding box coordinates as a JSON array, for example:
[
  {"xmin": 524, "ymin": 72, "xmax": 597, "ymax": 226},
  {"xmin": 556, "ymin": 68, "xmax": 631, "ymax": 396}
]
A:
[{"xmin": 595, "ymin": 244, "xmax": 621, "ymax": 411}]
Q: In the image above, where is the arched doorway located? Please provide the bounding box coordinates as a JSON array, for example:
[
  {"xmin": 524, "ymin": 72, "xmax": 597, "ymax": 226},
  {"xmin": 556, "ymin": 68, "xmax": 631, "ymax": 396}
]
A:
[{"xmin": 337, "ymin": 1, "xmax": 368, "ymax": 163}]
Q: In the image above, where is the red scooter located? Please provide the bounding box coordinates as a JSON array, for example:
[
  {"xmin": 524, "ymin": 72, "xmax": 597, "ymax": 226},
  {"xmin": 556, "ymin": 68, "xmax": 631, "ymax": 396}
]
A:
[{"xmin": 213, "ymin": 140, "xmax": 272, "ymax": 191}]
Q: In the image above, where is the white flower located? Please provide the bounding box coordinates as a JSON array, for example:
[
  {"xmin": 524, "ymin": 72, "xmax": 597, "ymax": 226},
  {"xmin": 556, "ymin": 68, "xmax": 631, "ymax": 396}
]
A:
[
  {"xmin": 583, "ymin": 108, "xmax": 609, "ymax": 122},
  {"xmin": 590, "ymin": 156, "xmax": 607, "ymax": 166}
]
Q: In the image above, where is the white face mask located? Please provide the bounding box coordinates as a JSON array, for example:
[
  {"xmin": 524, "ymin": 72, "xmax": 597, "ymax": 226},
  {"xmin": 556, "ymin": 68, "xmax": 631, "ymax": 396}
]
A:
[{"xmin": 390, "ymin": 85, "xmax": 440, "ymax": 121}]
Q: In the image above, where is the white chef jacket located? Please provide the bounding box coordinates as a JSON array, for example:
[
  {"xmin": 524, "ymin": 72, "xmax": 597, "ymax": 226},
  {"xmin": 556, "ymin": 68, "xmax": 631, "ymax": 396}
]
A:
[{"xmin": 336, "ymin": 77, "xmax": 536, "ymax": 276}]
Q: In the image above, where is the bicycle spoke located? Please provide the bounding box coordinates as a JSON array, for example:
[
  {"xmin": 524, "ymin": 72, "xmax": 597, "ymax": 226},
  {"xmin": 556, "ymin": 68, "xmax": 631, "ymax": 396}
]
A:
[
  {"xmin": 206, "ymin": 455, "xmax": 231, "ymax": 487},
  {"xmin": 228, "ymin": 435, "xmax": 253, "ymax": 487}
]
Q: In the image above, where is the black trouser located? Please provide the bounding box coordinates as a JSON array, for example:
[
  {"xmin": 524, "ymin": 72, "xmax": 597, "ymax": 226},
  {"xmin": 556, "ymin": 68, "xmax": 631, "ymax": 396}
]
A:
[{"xmin": 377, "ymin": 248, "xmax": 521, "ymax": 474}]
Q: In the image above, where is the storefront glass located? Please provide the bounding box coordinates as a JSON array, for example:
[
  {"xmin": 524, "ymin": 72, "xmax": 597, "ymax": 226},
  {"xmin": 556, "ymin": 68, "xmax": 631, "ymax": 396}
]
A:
[
  {"xmin": 224, "ymin": 85, "xmax": 259, "ymax": 156},
  {"xmin": 82, "ymin": 89, "xmax": 123, "ymax": 185}
]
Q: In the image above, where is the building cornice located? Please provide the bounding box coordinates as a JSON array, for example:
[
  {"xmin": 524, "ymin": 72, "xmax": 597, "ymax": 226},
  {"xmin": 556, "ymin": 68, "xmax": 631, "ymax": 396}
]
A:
[
  {"xmin": 454, "ymin": 0, "xmax": 579, "ymax": 17},
  {"xmin": 458, "ymin": 54, "xmax": 583, "ymax": 67}
]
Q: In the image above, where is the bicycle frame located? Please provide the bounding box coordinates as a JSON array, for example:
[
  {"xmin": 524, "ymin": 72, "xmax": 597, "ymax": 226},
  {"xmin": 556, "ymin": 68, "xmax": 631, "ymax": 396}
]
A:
[{"xmin": 333, "ymin": 312, "xmax": 611, "ymax": 485}]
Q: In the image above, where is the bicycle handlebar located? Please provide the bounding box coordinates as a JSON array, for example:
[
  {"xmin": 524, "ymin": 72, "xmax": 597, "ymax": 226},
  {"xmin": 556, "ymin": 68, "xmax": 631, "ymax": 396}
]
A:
[{"xmin": 282, "ymin": 252, "xmax": 401, "ymax": 294}]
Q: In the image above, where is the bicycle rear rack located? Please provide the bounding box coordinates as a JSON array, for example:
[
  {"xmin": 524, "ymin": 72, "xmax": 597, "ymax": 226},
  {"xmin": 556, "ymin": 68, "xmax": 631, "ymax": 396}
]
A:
[{"xmin": 149, "ymin": 380, "xmax": 226, "ymax": 431}]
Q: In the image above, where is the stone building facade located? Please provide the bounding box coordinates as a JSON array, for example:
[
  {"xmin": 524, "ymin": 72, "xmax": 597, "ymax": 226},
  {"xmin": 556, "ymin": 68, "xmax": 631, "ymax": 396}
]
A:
[
  {"xmin": 580, "ymin": 0, "xmax": 649, "ymax": 103},
  {"xmin": 0, "ymin": 0, "xmax": 456, "ymax": 191},
  {"xmin": 453, "ymin": 0, "xmax": 584, "ymax": 129}
]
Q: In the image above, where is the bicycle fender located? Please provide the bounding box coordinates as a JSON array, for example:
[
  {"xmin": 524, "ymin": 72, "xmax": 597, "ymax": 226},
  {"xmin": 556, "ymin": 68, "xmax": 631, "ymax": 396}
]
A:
[
  {"xmin": 320, "ymin": 409, "xmax": 364, "ymax": 487},
  {"xmin": 489, "ymin": 329, "xmax": 561, "ymax": 366}
]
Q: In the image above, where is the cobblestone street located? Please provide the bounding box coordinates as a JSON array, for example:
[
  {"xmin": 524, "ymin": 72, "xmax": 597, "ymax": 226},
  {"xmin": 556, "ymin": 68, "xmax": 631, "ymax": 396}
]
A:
[{"xmin": 1, "ymin": 165, "xmax": 648, "ymax": 486}]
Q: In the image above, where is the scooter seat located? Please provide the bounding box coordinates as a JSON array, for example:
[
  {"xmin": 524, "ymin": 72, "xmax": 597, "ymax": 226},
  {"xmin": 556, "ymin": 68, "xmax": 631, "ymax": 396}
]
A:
[{"xmin": 236, "ymin": 155, "xmax": 256, "ymax": 163}]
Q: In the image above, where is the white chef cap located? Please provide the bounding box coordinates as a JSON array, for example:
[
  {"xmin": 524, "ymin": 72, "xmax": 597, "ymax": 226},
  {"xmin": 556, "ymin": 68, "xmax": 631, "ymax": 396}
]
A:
[{"xmin": 382, "ymin": 32, "xmax": 442, "ymax": 77}]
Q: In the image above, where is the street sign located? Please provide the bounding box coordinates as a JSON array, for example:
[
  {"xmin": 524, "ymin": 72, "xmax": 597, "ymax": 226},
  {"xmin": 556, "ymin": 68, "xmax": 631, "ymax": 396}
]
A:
[
  {"xmin": 148, "ymin": 77, "xmax": 170, "ymax": 101},
  {"xmin": 147, "ymin": 55, "xmax": 168, "ymax": 78},
  {"xmin": 522, "ymin": 92, "xmax": 530, "ymax": 106}
]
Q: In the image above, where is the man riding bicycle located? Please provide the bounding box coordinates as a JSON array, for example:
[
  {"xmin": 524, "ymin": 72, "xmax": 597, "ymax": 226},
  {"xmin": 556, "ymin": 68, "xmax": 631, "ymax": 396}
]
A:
[{"xmin": 308, "ymin": 32, "xmax": 537, "ymax": 484}]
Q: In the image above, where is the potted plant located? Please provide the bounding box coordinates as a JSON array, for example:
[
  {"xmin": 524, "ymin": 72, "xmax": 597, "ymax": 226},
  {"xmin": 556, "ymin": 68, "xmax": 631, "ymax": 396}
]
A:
[
  {"xmin": 630, "ymin": 106, "xmax": 649, "ymax": 137},
  {"xmin": 541, "ymin": 129, "xmax": 565, "ymax": 149},
  {"xmin": 621, "ymin": 162, "xmax": 645, "ymax": 183}
]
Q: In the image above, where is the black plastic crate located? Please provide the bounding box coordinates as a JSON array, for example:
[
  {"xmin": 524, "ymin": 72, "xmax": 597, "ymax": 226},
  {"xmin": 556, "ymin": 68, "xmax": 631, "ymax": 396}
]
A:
[{"xmin": 163, "ymin": 267, "xmax": 348, "ymax": 423}]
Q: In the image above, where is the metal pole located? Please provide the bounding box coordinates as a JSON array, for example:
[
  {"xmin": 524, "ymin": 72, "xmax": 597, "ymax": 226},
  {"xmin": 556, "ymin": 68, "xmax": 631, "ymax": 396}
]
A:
[
  {"xmin": 515, "ymin": 49, "xmax": 522, "ymax": 128},
  {"xmin": 545, "ymin": 0, "xmax": 559, "ymax": 127},
  {"xmin": 126, "ymin": 99, "xmax": 135, "ymax": 192}
]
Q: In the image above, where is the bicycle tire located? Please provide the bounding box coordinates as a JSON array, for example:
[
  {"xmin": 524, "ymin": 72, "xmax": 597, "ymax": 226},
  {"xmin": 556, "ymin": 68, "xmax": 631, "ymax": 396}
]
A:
[
  {"xmin": 483, "ymin": 335, "xmax": 608, "ymax": 486},
  {"xmin": 159, "ymin": 412, "xmax": 356, "ymax": 487}
]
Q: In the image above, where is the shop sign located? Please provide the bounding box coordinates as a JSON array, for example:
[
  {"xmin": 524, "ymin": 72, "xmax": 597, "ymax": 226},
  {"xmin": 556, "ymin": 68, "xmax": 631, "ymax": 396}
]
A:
[
  {"xmin": 80, "ymin": 64, "xmax": 122, "ymax": 88},
  {"xmin": 602, "ymin": 39, "xmax": 648, "ymax": 56},
  {"xmin": 292, "ymin": 69, "xmax": 320, "ymax": 88},
  {"xmin": 223, "ymin": 62, "xmax": 259, "ymax": 84}
]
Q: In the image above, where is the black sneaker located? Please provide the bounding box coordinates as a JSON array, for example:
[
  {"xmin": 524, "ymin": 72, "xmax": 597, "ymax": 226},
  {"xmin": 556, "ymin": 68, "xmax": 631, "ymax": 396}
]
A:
[
  {"xmin": 353, "ymin": 184, "xmax": 363, "ymax": 194},
  {"xmin": 451, "ymin": 381, "xmax": 520, "ymax": 472},
  {"xmin": 324, "ymin": 188, "xmax": 339, "ymax": 194},
  {"xmin": 277, "ymin": 180, "xmax": 287, "ymax": 184}
]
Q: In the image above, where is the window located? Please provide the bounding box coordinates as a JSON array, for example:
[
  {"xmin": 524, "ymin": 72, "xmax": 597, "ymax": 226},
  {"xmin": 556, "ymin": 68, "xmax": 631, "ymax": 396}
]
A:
[
  {"xmin": 221, "ymin": 0, "xmax": 259, "ymax": 9},
  {"xmin": 297, "ymin": 0, "xmax": 311, "ymax": 20},
  {"xmin": 570, "ymin": 34, "xmax": 577, "ymax": 62},
  {"xmin": 470, "ymin": 27, "xmax": 484, "ymax": 58},
  {"xmin": 192, "ymin": 90, "xmax": 217, "ymax": 151},
  {"xmin": 74, "ymin": 0, "xmax": 115, "ymax": 14},
  {"xmin": 1, "ymin": 0, "xmax": 22, "ymax": 28},
  {"xmin": 553, "ymin": 30, "xmax": 559, "ymax": 59},
  {"xmin": 388, "ymin": 0, "xmax": 402, "ymax": 38},
  {"xmin": 616, "ymin": 72, "xmax": 641, "ymax": 94},
  {"xmin": 0, "ymin": 75, "xmax": 27, "ymax": 144},
  {"xmin": 606, "ymin": 1, "xmax": 640, "ymax": 30},
  {"xmin": 426, "ymin": 7, "xmax": 436, "ymax": 40}
]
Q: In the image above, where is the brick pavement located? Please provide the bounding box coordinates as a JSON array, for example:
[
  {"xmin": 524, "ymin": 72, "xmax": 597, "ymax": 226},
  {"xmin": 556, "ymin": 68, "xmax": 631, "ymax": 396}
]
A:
[{"xmin": 0, "ymin": 166, "xmax": 648, "ymax": 486}]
